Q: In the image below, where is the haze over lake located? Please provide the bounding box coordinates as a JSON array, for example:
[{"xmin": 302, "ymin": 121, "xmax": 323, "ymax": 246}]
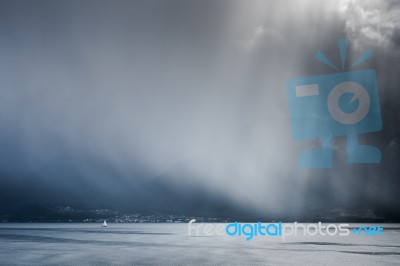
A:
[{"xmin": 0, "ymin": 223, "xmax": 399, "ymax": 265}]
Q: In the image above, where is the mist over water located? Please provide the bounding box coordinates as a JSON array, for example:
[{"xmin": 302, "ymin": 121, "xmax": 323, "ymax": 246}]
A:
[
  {"xmin": 0, "ymin": 0, "xmax": 399, "ymax": 220},
  {"xmin": 0, "ymin": 223, "xmax": 399, "ymax": 265}
]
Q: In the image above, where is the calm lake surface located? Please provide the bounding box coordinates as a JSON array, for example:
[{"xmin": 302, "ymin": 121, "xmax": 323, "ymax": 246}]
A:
[{"xmin": 0, "ymin": 223, "xmax": 399, "ymax": 265}]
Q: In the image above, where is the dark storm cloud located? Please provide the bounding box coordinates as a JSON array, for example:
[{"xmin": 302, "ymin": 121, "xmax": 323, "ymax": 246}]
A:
[{"xmin": 0, "ymin": 0, "xmax": 399, "ymax": 220}]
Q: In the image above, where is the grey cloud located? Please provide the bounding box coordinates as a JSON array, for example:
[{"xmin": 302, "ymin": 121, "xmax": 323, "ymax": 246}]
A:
[
  {"xmin": 342, "ymin": 0, "xmax": 400, "ymax": 52},
  {"xmin": 0, "ymin": 0, "xmax": 398, "ymax": 220}
]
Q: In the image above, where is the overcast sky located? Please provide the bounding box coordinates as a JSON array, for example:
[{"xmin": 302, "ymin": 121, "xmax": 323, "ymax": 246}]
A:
[{"xmin": 0, "ymin": 0, "xmax": 399, "ymax": 219}]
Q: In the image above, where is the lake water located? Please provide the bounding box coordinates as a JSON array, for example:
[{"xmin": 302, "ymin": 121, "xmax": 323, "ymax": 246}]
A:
[{"xmin": 0, "ymin": 223, "xmax": 399, "ymax": 265}]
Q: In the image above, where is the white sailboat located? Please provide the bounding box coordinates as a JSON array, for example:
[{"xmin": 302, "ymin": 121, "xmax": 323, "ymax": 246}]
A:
[{"xmin": 102, "ymin": 220, "xmax": 108, "ymax": 227}]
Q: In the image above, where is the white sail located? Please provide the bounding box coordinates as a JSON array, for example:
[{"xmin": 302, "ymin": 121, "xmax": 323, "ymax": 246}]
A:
[{"xmin": 102, "ymin": 220, "xmax": 107, "ymax": 227}]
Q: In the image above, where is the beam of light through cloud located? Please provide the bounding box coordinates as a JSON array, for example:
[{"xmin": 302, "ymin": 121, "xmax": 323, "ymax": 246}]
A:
[{"xmin": 0, "ymin": 0, "xmax": 399, "ymax": 219}]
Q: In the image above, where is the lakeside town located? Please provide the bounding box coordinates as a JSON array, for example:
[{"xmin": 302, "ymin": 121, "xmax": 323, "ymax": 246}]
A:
[{"xmin": 0, "ymin": 206, "xmax": 232, "ymax": 223}]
